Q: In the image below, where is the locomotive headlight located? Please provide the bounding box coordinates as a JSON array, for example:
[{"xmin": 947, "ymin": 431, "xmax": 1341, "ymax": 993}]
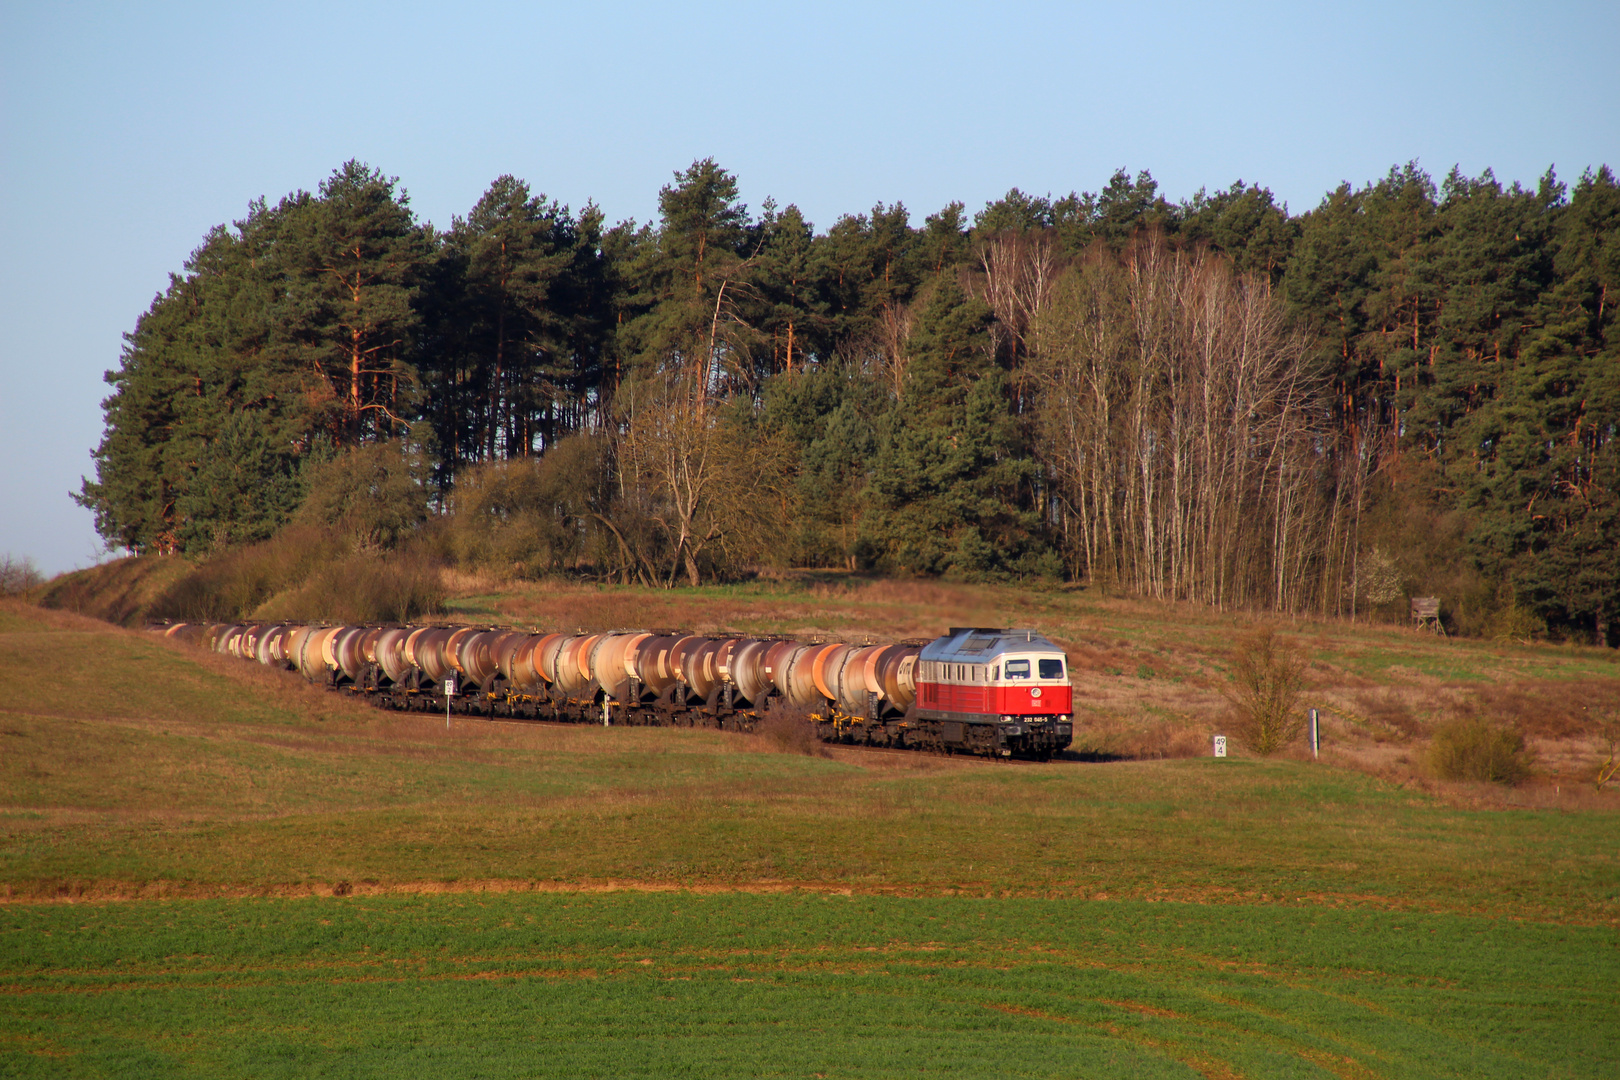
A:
[{"xmin": 1030, "ymin": 687, "xmax": 1042, "ymax": 699}]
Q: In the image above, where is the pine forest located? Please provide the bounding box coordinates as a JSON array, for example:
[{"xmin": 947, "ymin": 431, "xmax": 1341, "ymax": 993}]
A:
[{"xmin": 76, "ymin": 159, "xmax": 1620, "ymax": 642}]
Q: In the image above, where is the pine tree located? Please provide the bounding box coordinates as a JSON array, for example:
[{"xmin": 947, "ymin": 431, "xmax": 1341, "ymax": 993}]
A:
[
  {"xmin": 864, "ymin": 276, "xmax": 1044, "ymax": 577},
  {"xmin": 616, "ymin": 158, "xmax": 763, "ymax": 399},
  {"xmin": 274, "ymin": 161, "xmax": 431, "ymax": 444}
]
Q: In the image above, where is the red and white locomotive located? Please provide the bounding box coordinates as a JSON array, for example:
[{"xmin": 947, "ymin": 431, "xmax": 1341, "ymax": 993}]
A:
[{"xmin": 914, "ymin": 627, "xmax": 1074, "ymax": 758}]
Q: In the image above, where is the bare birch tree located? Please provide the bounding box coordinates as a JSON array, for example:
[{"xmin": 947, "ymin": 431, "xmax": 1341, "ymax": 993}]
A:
[
  {"xmin": 1035, "ymin": 232, "xmax": 1348, "ymax": 611},
  {"xmin": 615, "ymin": 380, "xmax": 795, "ymax": 585}
]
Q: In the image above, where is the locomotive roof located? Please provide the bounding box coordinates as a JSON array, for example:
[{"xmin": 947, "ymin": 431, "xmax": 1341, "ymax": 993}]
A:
[{"xmin": 921, "ymin": 627, "xmax": 1063, "ymax": 662}]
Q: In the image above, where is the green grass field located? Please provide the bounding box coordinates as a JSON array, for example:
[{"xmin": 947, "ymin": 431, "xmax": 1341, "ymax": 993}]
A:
[
  {"xmin": 2, "ymin": 598, "xmax": 1617, "ymax": 1077},
  {"xmin": 5, "ymin": 893, "xmax": 1613, "ymax": 1079}
]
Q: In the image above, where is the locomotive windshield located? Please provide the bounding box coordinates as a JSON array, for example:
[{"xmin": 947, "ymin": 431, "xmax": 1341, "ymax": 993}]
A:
[
  {"xmin": 1039, "ymin": 659, "xmax": 1065, "ymax": 679},
  {"xmin": 1004, "ymin": 659, "xmax": 1030, "ymax": 679}
]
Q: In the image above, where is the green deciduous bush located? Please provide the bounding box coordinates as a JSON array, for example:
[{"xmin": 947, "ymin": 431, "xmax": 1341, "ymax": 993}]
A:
[
  {"xmin": 294, "ymin": 440, "xmax": 431, "ymax": 553},
  {"xmin": 1427, "ymin": 718, "xmax": 1535, "ymax": 786},
  {"xmin": 447, "ymin": 434, "xmax": 617, "ymax": 579}
]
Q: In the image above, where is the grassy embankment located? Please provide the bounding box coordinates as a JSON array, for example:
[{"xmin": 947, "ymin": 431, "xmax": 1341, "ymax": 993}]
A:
[{"xmin": 4, "ymin": 582, "xmax": 1618, "ymax": 1076}]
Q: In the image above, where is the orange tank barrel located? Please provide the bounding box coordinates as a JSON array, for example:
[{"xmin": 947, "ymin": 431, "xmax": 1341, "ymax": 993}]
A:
[
  {"xmin": 536, "ymin": 633, "xmax": 572, "ymax": 686},
  {"xmin": 631, "ymin": 635, "xmax": 682, "ymax": 692}
]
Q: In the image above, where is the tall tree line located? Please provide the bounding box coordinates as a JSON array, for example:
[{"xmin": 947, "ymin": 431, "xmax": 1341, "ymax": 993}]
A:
[{"xmin": 79, "ymin": 159, "xmax": 1620, "ymax": 639}]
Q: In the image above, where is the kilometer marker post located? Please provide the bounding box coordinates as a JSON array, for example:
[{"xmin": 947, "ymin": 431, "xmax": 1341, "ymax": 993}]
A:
[{"xmin": 445, "ymin": 676, "xmax": 456, "ymax": 730}]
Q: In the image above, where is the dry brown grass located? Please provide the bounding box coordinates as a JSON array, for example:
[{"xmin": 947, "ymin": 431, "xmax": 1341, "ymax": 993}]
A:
[
  {"xmin": 4, "ymin": 589, "xmax": 1618, "ymax": 925},
  {"xmin": 21, "ymin": 560, "xmax": 1620, "ymax": 794},
  {"xmin": 439, "ymin": 574, "xmax": 1620, "ymax": 786}
]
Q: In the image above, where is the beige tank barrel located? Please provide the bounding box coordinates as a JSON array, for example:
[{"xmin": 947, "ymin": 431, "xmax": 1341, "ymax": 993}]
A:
[
  {"xmin": 837, "ymin": 645, "xmax": 884, "ymax": 713},
  {"xmin": 683, "ymin": 639, "xmax": 724, "ymax": 700},
  {"xmin": 333, "ymin": 627, "xmax": 368, "ymax": 680},
  {"xmin": 358, "ymin": 627, "xmax": 384, "ymax": 665},
  {"xmin": 584, "ymin": 634, "xmax": 622, "ymax": 686},
  {"xmin": 618, "ymin": 632, "xmax": 653, "ymax": 683},
  {"xmin": 552, "ymin": 636, "xmax": 593, "ymax": 692},
  {"xmin": 458, "ymin": 630, "xmax": 505, "ymax": 688},
  {"xmin": 284, "ymin": 626, "xmax": 314, "ymax": 674},
  {"xmin": 593, "ymin": 633, "xmax": 650, "ymax": 700},
  {"xmin": 295, "ymin": 627, "xmax": 338, "ymax": 681},
  {"xmin": 493, "ymin": 631, "xmax": 527, "ymax": 682},
  {"xmin": 784, "ymin": 644, "xmax": 836, "ymax": 705},
  {"xmin": 413, "ymin": 628, "xmax": 457, "ymax": 682},
  {"xmin": 811, "ymin": 644, "xmax": 853, "ymax": 702},
  {"xmin": 443, "ymin": 627, "xmax": 481, "ymax": 675},
  {"xmin": 764, "ymin": 640, "xmax": 803, "ymax": 697},
  {"xmin": 375, "ymin": 628, "xmax": 412, "ymax": 683},
  {"xmin": 729, "ymin": 640, "xmax": 772, "ymax": 704},
  {"xmin": 589, "ymin": 634, "xmax": 639, "ymax": 698}
]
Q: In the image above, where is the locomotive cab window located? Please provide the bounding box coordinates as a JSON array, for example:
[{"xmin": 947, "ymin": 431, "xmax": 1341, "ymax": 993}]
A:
[
  {"xmin": 1039, "ymin": 658, "xmax": 1066, "ymax": 680},
  {"xmin": 1005, "ymin": 659, "xmax": 1031, "ymax": 679}
]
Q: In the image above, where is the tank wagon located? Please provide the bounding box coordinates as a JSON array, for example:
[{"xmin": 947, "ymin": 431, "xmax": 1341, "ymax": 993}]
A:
[{"xmin": 157, "ymin": 622, "xmax": 1074, "ymax": 759}]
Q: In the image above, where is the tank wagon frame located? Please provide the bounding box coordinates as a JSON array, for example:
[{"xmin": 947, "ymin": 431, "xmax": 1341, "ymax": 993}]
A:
[{"xmin": 161, "ymin": 622, "xmax": 1075, "ymax": 760}]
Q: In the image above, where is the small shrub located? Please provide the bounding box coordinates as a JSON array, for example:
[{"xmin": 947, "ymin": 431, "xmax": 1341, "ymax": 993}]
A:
[
  {"xmin": 1427, "ymin": 718, "xmax": 1534, "ymax": 786},
  {"xmin": 1484, "ymin": 594, "xmax": 1545, "ymax": 644},
  {"xmin": 756, "ymin": 708, "xmax": 828, "ymax": 757},
  {"xmin": 0, "ymin": 554, "xmax": 45, "ymax": 596},
  {"xmin": 1224, "ymin": 627, "xmax": 1308, "ymax": 756}
]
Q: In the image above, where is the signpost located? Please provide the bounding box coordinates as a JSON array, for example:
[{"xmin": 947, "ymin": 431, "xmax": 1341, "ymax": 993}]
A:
[
  {"xmin": 1309, "ymin": 708, "xmax": 1319, "ymax": 759},
  {"xmin": 1213, "ymin": 735, "xmax": 1227, "ymax": 758},
  {"xmin": 444, "ymin": 676, "xmax": 456, "ymax": 730}
]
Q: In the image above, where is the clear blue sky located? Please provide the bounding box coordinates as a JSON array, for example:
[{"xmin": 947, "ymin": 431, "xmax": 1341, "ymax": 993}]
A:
[{"xmin": 2, "ymin": 0, "xmax": 1615, "ymax": 575}]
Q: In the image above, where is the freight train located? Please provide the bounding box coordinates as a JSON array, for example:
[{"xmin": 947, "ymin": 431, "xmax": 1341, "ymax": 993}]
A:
[{"xmin": 158, "ymin": 622, "xmax": 1075, "ymax": 759}]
